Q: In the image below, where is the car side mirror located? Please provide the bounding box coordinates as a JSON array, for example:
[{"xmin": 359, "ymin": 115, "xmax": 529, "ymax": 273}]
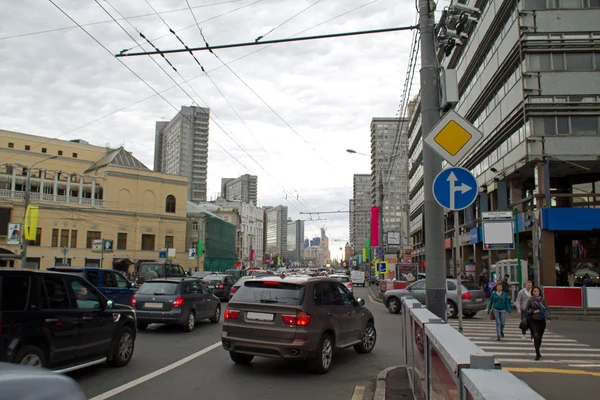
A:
[
  {"xmin": 356, "ymin": 298, "xmax": 365, "ymax": 307},
  {"xmin": 106, "ymin": 300, "xmax": 114, "ymax": 309}
]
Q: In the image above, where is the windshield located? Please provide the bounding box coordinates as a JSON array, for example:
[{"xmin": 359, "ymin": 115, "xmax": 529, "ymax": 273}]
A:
[
  {"xmin": 204, "ymin": 275, "xmax": 226, "ymax": 282},
  {"xmin": 462, "ymin": 282, "xmax": 481, "ymax": 291},
  {"xmin": 330, "ymin": 276, "xmax": 350, "ymax": 283},
  {"xmin": 138, "ymin": 282, "xmax": 179, "ymax": 295},
  {"xmin": 139, "ymin": 263, "xmax": 163, "ymax": 274},
  {"xmin": 234, "ymin": 281, "xmax": 305, "ymax": 305}
]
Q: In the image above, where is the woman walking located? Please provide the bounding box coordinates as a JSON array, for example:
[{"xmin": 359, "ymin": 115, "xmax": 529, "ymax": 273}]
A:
[
  {"xmin": 487, "ymin": 281, "xmax": 512, "ymax": 340},
  {"xmin": 516, "ymin": 280, "xmax": 533, "ymax": 340},
  {"xmin": 526, "ymin": 286, "xmax": 551, "ymax": 360}
]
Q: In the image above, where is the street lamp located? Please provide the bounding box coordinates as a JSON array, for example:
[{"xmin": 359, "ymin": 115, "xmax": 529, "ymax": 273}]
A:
[{"xmin": 21, "ymin": 155, "xmax": 58, "ymax": 268}]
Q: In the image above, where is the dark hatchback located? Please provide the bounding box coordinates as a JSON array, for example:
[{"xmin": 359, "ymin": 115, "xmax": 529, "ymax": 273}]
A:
[
  {"xmin": 203, "ymin": 274, "xmax": 236, "ymax": 300},
  {"xmin": 48, "ymin": 267, "xmax": 136, "ymax": 306},
  {"xmin": 133, "ymin": 278, "xmax": 221, "ymax": 332},
  {"xmin": 0, "ymin": 268, "xmax": 136, "ymax": 372},
  {"xmin": 135, "ymin": 262, "xmax": 186, "ymax": 286}
]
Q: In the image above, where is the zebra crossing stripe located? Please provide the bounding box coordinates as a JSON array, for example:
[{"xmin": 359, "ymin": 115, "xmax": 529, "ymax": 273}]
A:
[
  {"xmin": 487, "ymin": 352, "xmax": 600, "ymax": 357},
  {"xmin": 473, "ymin": 342, "xmax": 589, "ymax": 347},
  {"xmin": 479, "ymin": 346, "xmax": 600, "ymax": 352}
]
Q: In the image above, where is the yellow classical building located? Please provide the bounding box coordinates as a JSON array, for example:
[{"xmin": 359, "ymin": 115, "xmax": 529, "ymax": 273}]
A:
[{"xmin": 0, "ymin": 129, "xmax": 192, "ymax": 271}]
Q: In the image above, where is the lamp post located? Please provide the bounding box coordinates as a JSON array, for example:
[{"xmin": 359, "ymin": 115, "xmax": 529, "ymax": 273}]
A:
[{"xmin": 20, "ymin": 155, "xmax": 58, "ymax": 268}]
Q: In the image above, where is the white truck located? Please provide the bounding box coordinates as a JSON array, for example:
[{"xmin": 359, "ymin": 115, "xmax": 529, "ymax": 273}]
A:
[{"xmin": 351, "ymin": 270, "xmax": 366, "ymax": 287}]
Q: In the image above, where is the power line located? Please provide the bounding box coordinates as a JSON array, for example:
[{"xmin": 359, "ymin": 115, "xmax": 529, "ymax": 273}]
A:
[
  {"xmin": 4, "ymin": 0, "xmax": 382, "ymax": 164},
  {"xmin": 117, "ymin": 25, "xmax": 418, "ymax": 56},
  {"xmin": 96, "ymin": 0, "xmax": 309, "ymax": 214},
  {"xmin": 255, "ymin": 0, "xmax": 325, "ymax": 42},
  {"xmin": 0, "ymin": 0, "xmax": 248, "ymax": 41}
]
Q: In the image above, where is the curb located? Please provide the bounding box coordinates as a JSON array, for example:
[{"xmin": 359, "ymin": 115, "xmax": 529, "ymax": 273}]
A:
[
  {"xmin": 374, "ymin": 365, "xmax": 404, "ymax": 400},
  {"xmin": 368, "ymin": 284, "xmax": 384, "ymax": 303}
]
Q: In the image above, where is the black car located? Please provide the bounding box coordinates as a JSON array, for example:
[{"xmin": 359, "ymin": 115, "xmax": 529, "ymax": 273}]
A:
[
  {"xmin": 203, "ymin": 274, "xmax": 236, "ymax": 300},
  {"xmin": 135, "ymin": 262, "xmax": 186, "ymax": 286},
  {"xmin": 0, "ymin": 268, "xmax": 136, "ymax": 372},
  {"xmin": 133, "ymin": 278, "xmax": 221, "ymax": 332},
  {"xmin": 224, "ymin": 269, "xmax": 246, "ymax": 281}
]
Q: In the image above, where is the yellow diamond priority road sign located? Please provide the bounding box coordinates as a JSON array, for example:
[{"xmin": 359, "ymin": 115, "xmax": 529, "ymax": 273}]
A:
[{"xmin": 423, "ymin": 110, "xmax": 483, "ymax": 165}]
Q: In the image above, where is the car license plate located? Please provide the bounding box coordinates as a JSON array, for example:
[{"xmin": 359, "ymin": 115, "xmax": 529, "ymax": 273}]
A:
[
  {"xmin": 475, "ymin": 298, "xmax": 483, "ymax": 302},
  {"xmin": 246, "ymin": 312, "xmax": 274, "ymax": 321},
  {"xmin": 144, "ymin": 302, "xmax": 163, "ymax": 309}
]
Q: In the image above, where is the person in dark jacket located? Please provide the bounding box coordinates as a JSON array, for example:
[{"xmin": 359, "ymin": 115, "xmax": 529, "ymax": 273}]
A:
[
  {"xmin": 487, "ymin": 281, "xmax": 512, "ymax": 340},
  {"xmin": 525, "ymin": 286, "xmax": 551, "ymax": 361},
  {"xmin": 583, "ymin": 274, "xmax": 593, "ymax": 287},
  {"xmin": 502, "ymin": 274, "xmax": 510, "ymax": 294}
]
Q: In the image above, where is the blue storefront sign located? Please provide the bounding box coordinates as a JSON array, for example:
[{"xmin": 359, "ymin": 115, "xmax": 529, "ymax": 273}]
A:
[{"xmin": 469, "ymin": 228, "xmax": 480, "ymax": 244}]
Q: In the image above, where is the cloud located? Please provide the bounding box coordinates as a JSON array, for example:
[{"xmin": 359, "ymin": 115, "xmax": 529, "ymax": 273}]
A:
[{"xmin": 0, "ymin": 0, "xmax": 425, "ymax": 260}]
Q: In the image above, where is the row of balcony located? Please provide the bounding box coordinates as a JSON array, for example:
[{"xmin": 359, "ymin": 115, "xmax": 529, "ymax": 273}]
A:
[{"xmin": 0, "ymin": 189, "xmax": 104, "ymax": 206}]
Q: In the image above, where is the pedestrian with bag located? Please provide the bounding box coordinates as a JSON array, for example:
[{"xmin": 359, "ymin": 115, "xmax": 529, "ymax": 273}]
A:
[
  {"xmin": 525, "ymin": 286, "xmax": 551, "ymax": 360},
  {"xmin": 516, "ymin": 280, "xmax": 533, "ymax": 340},
  {"xmin": 487, "ymin": 281, "xmax": 512, "ymax": 340}
]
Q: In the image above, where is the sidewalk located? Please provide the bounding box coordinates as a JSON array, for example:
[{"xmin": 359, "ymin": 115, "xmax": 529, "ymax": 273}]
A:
[
  {"xmin": 374, "ymin": 366, "xmax": 413, "ymax": 400},
  {"xmin": 367, "ymin": 284, "xmax": 383, "ymax": 303}
]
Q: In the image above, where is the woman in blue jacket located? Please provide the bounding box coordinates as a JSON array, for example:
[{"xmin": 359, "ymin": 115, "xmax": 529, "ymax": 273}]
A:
[{"xmin": 487, "ymin": 281, "xmax": 512, "ymax": 340}]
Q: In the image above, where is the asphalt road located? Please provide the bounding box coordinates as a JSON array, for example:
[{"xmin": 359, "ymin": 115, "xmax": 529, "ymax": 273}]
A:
[{"xmin": 71, "ymin": 286, "xmax": 403, "ymax": 400}]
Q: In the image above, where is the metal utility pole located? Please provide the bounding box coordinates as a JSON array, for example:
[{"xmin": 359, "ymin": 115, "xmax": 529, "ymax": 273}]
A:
[
  {"xmin": 454, "ymin": 212, "xmax": 463, "ymax": 332},
  {"xmin": 20, "ymin": 170, "xmax": 32, "ymax": 268},
  {"xmin": 419, "ymin": 0, "xmax": 447, "ymax": 319}
]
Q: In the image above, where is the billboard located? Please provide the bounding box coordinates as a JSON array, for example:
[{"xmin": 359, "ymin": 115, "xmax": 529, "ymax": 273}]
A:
[
  {"xmin": 387, "ymin": 231, "xmax": 401, "ymax": 246},
  {"xmin": 7, "ymin": 223, "xmax": 20, "ymax": 245}
]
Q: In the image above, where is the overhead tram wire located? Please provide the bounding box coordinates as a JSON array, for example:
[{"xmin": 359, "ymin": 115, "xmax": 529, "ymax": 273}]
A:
[
  {"xmin": 5, "ymin": 0, "xmax": 382, "ymax": 163},
  {"xmin": 254, "ymin": 0, "xmax": 325, "ymax": 42},
  {"xmin": 97, "ymin": 1, "xmax": 311, "ymax": 215},
  {"xmin": 0, "ymin": 0, "xmax": 249, "ymax": 41}
]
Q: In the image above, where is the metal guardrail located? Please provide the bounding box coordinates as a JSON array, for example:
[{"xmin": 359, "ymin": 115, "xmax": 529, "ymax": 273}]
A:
[{"xmin": 401, "ymin": 297, "xmax": 545, "ymax": 399}]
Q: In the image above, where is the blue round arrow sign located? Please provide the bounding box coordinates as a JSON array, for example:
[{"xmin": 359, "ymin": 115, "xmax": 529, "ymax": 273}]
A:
[{"xmin": 432, "ymin": 167, "xmax": 478, "ymax": 211}]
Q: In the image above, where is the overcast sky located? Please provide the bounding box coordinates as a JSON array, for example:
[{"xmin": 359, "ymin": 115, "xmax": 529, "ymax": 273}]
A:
[{"xmin": 1, "ymin": 0, "xmax": 447, "ymax": 260}]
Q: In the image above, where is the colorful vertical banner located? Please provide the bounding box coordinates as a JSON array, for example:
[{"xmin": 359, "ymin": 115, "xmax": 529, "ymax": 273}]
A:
[
  {"xmin": 8, "ymin": 223, "xmax": 21, "ymax": 245},
  {"xmin": 250, "ymin": 249, "xmax": 255, "ymax": 261},
  {"xmin": 370, "ymin": 206, "xmax": 380, "ymax": 247},
  {"xmin": 197, "ymin": 239, "xmax": 204, "ymax": 257},
  {"xmin": 365, "ymin": 238, "xmax": 370, "ymax": 260},
  {"xmin": 359, "ymin": 253, "xmax": 363, "ymax": 264},
  {"xmin": 24, "ymin": 205, "xmax": 39, "ymax": 241}
]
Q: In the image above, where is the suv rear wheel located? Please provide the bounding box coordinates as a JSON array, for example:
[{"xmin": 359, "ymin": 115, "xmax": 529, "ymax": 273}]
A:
[
  {"xmin": 309, "ymin": 334, "xmax": 333, "ymax": 374},
  {"xmin": 354, "ymin": 322, "xmax": 377, "ymax": 354},
  {"xmin": 14, "ymin": 345, "xmax": 46, "ymax": 368},
  {"xmin": 229, "ymin": 351, "xmax": 253, "ymax": 365},
  {"xmin": 108, "ymin": 327, "xmax": 135, "ymax": 367}
]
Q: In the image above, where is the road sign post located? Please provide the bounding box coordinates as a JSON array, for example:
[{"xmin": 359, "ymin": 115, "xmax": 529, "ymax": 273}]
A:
[{"xmin": 433, "ymin": 167, "xmax": 478, "ymax": 327}]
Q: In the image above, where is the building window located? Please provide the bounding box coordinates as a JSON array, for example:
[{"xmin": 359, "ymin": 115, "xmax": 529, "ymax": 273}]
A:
[
  {"xmin": 71, "ymin": 230, "xmax": 77, "ymax": 248},
  {"xmin": 25, "ymin": 145, "xmax": 31, "ymax": 151},
  {"xmin": 192, "ymin": 222, "xmax": 198, "ymax": 231},
  {"xmin": 86, "ymin": 231, "xmax": 101, "ymax": 248},
  {"xmin": 58, "ymin": 150, "xmax": 63, "ymax": 156},
  {"xmin": 51, "ymin": 229, "xmax": 59, "ymax": 247},
  {"xmin": 142, "ymin": 234, "xmax": 155, "ymax": 251},
  {"xmin": 72, "ymin": 153, "xmax": 78, "ymax": 158},
  {"xmin": 165, "ymin": 235, "xmax": 174, "ymax": 248},
  {"xmin": 8, "ymin": 142, "xmax": 14, "ymax": 148},
  {"xmin": 41, "ymin": 148, "xmax": 47, "ymax": 153},
  {"xmin": 165, "ymin": 195, "xmax": 176, "ymax": 213},
  {"xmin": 27, "ymin": 228, "xmax": 42, "ymax": 246},
  {"xmin": 117, "ymin": 233, "xmax": 127, "ymax": 250},
  {"xmin": 60, "ymin": 229, "xmax": 69, "ymax": 247}
]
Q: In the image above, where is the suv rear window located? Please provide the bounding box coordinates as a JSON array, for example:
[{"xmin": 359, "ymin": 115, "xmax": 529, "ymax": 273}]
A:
[
  {"xmin": 204, "ymin": 275, "xmax": 226, "ymax": 282},
  {"xmin": 331, "ymin": 276, "xmax": 350, "ymax": 283},
  {"xmin": 234, "ymin": 281, "xmax": 305, "ymax": 305},
  {"xmin": 1, "ymin": 276, "xmax": 29, "ymax": 311},
  {"xmin": 462, "ymin": 282, "xmax": 480, "ymax": 291},
  {"xmin": 139, "ymin": 263, "xmax": 163, "ymax": 274},
  {"xmin": 138, "ymin": 282, "xmax": 179, "ymax": 295}
]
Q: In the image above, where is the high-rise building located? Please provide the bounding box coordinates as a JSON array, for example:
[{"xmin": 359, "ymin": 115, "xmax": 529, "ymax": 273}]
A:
[
  {"xmin": 371, "ymin": 117, "xmax": 409, "ymax": 247},
  {"xmin": 265, "ymin": 206, "xmax": 288, "ymax": 260},
  {"xmin": 351, "ymin": 174, "xmax": 371, "ymax": 251},
  {"xmin": 408, "ymin": 0, "xmax": 600, "ymax": 285},
  {"xmin": 221, "ymin": 174, "xmax": 258, "ymax": 205},
  {"xmin": 154, "ymin": 105, "xmax": 209, "ymax": 203},
  {"xmin": 309, "ymin": 237, "xmax": 320, "ymax": 247},
  {"xmin": 286, "ymin": 219, "xmax": 305, "ymax": 262},
  {"xmin": 304, "ymin": 238, "xmax": 309, "ymax": 249}
]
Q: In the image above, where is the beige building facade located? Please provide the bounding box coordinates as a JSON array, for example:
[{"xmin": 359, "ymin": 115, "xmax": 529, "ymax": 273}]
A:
[{"xmin": 0, "ymin": 129, "xmax": 191, "ymax": 271}]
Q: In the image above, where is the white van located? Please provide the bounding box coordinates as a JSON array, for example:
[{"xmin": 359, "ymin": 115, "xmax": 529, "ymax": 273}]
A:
[{"xmin": 351, "ymin": 270, "xmax": 366, "ymax": 287}]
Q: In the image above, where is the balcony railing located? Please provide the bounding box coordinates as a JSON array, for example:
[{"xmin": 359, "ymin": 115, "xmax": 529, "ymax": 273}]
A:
[{"xmin": 0, "ymin": 190, "xmax": 104, "ymax": 207}]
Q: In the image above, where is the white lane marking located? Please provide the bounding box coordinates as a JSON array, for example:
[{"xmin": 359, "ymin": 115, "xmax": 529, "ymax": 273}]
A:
[
  {"xmin": 473, "ymin": 342, "xmax": 589, "ymax": 347},
  {"xmin": 88, "ymin": 342, "xmax": 222, "ymax": 400},
  {"xmin": 479, "ymin": 346, "xmax": 600, "ymax": 352},
  {"xmin": 569, "ymin": 364, "xmax": 600, "ymax": 368},
  {"xmin": 466, "ymin": 337, "xmax": 577, "ymax": 342},
  {"xmin": 487, "ymin": 352, "xmax": 600, "ymax": 357},
  {"xmin": 497, "ymin": 359, "xmax": 600, "ymax": 365},
  {"xmin": 351, "ymin": 385, "xmax": 365, "ymax": 400}
]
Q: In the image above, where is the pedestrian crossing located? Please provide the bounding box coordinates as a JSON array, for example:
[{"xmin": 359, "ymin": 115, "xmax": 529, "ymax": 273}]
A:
[{"xmin": 447, "ymin": 319, "xmax": 600, "ymax": 370}]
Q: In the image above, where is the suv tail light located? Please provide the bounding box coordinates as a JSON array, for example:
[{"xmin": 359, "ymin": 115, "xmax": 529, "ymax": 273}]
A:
[
  {"xmin": 230, "ymin": 287, "xmax": 237, "ymax": 293},
  {"xmin": 172, "ymin": 296, "xmax": 184, "ymax": 308},
  {"xmin": 224, "ymin": 308, "xmax": 239, "ymax": 319},
  {"xmin": 461, "ymin": 292, "xmax": 472, "ymax": 300},
  {"xmin": 347, "ymin": 283, "xmax": 352, "ymax": 287},
  {"xmin": 282, "ymin": 311, "xmax": 312, "ymax": 326},
  {"xmin": 217, "ymin": 283, "xmax": 224, "ymax": 289},
  {"xmin": 131, "ymin": 297, "xmax": 137, "ymax": 308}
]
